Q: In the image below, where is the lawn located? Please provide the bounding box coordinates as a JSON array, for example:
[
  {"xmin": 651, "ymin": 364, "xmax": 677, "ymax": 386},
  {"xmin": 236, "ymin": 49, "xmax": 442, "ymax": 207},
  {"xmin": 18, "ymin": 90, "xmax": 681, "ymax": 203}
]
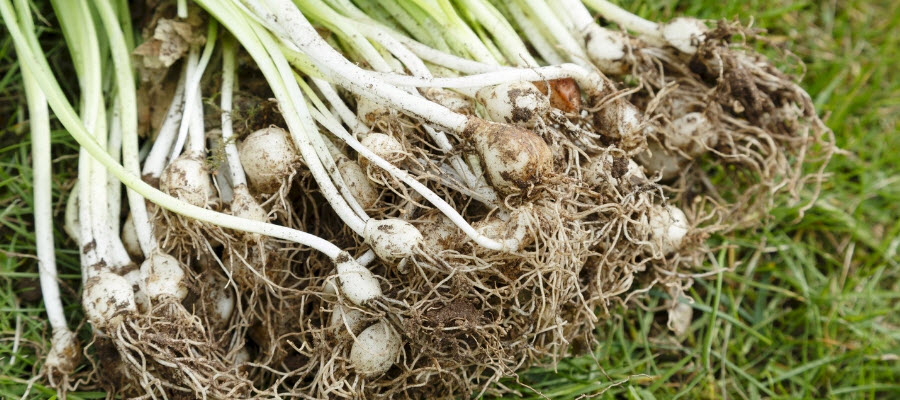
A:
[{"xmin": 1, "ymin": 0, "xmax": 898, "ymax": 399}]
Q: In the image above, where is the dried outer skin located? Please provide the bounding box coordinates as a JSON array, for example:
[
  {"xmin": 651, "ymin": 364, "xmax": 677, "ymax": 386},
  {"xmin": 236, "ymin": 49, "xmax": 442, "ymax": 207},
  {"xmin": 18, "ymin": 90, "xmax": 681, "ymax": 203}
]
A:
[
  {"xmin": 463, "ymin": 117, "xmax": 553, "ymax": 194},
  {"xmin": 533, "ymin": 78, "xmax": 583, "ymax": 113}
]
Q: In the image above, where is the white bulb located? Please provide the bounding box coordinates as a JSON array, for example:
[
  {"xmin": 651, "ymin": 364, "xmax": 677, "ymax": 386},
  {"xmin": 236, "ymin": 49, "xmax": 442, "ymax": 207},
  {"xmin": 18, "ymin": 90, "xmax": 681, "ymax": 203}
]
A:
[
  {"xmin": 122, "ymin": 267, "xmax": 149, "ymax": 313},
  {"xmin": 668, "ymin": 112, "xmax": 717, "ymax": 156},
  {"xmin": 415, "ymin": 212, "xmax": 461, "ymax": 252},
  {"xmin": 349, "ymin": 322, "xmax": 401, "ymax": 376},
  {"xmin": 636, "ymin": 141, "xmax": 684, "ymax": 181},
  {"xmin": 335, "ymin": 253, "xmax": 382, "ymax": 305},
  {"xmin": 214, "ymin": 287, "xmax": 235, "ymax": 323},
  {"xmin": 45, "ymin": 329, "xmax": 80, "ymax": 374},
  {"xmin": 646, "ymin": 205, "xmax": 688, "ymax": 254},
  {"xmin": 359, "ymin": 133, "xmax": 405, "ymax": 174},
  {"xmin": 422, "ymin": 87, "xmax": 473, "ymax": 114},
  {"xmin": 583, "ymin": 25, "xmax": 627, "ymax": 74},
  {"xmin": 230, "ymin": 184, "xmax": 268, "ymax": 223},
  {"xmin": 140, "ymin": 252, "xmax": 187, "ymax": 301},
  {"xmin": 160, "ymin": 154, "xmax": 213, "ymax": 207},
  {"xmin": 364, "ymin": 218, "xmax": 422, "ymax": 262},
  {"xmin": 356, "ymin": 96, "xmax": 392, "ymax": 124},
  {"xmin": 239, "ymin": 127, "xmax": 299, "ymax": 194},
  {"xmin": 660, "ymin": 18, "xmax": 707, "ymax": 54},
  {"xmin": 464, "ymin": 118, "xmax": 552, "ymax": 194},
  {"xmin": 476, "ymin": 81, "xmax": 549, "ymax": 127},
  {"xmin": 83, "ymin": 272, "xmax": 136, "ymax": 328}
]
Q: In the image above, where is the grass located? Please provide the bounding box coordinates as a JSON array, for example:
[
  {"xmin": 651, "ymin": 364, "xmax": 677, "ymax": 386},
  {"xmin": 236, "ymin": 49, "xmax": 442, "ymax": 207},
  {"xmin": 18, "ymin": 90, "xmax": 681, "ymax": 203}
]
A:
[
  {"xmin": 1, "ymin": 0, "xmax": 899, "ymax": 399},
  {"xmin": 500, "ymin": 1, "xmax": 900, "ymax": 398}
]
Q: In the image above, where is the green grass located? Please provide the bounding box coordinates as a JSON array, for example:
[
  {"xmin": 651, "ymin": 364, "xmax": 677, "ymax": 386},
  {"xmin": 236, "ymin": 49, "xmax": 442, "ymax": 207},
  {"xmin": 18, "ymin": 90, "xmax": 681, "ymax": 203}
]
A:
[
  {"xmin": 500, "ymin": 1, "xmax": 900, "ymax": 398},
  {"xmin": 1, "ymin": 0, "xmax": 899, "ymax": 399}
]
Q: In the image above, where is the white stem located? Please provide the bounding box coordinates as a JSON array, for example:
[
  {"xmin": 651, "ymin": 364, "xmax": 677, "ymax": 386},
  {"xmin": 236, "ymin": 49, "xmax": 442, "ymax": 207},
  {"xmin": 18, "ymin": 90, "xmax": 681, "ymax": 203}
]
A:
[
  {"xmin": 89, "ymin": 108, "xmax": 112, "ymax": 267},
  {"xmin": 211, "ymin": 0, "xmax": 368, "ymax": 234},
  {"xmin": 9, "ymin": 1, "xmax": 351, "ymax": 261},
  {"xmin": 168, "ymin": 46, "xmax": 199, "ymax": 160},
  {"xmin": 187, "ymin": 68, "xmax": 206, "ymax": 156},
  {"xmin": 356, "ymin": 249, "xmax": 376, "ymax": 266},
  {"xmin": 582, "ymin": 0, "xmax": 659, "ymax": 37},
  {"xmin": 518, "ymin": 0, "xmax": 591, "ymax": 67},
  {"xmin": 372, "ymin": 63, "xmax": 607, "ymax": 92},
  {"xmin": 22, "ymin": 60, "xmax": 70, "ymax": 335},
  {"xmin": 142, "ymin": 64, "xmax": 188, "ymax": 178},
  {"xmin": 95, "ymin": 0, "xmax": 157, "ymax": 257},
  {"xmin": 244, "ymin": 0, "xmax": 470, "ymax": 132},
  {"xmin": 102, "ymin": 100, "xmax": 133, "ymax": 269},
  {"xmin": 388, "ymin": 32, "xmax": 502, "ymax": 75},
  {"xmin": 459, "ymin": 0, "xmax": 537, "ymax": 66},
  {"xmin": 211, "ymin": 134, "xmax": 235, "ymax": 203},
  {"xmin": 170, "ymin": 23, "xmax": 217, "ymax": 159},
  {"xmin": 292, "ymin": 4, "xmax": 497, "ymax": 205},
  {"xmin": 357, "ymin": 23, "xmax": 431, "ymax": 77},
  {"xmin": 220, "ymin": 36, "xmax": 247, "ymax": 187},
  {"xmin": 306, "ymin": 100, "xmax": 370, "ymax": 220},
  {"xmin": 76, "ymin": 152, "xmax": 98, "ymax": 278},
  {"xmin": 558, "ymin": 0, "xmax": 594, "ymax": 31},
  {"xmin": 341, "ymin": 28, "xmax": 496, "ymax": 204},
  {"xmin": 106, "ymin": 103, "xmax": 123, "ymax": 235},
  {"xmin": 316, "ymin": 75, "xmax": 498, "ymax": 207},
  {"xmin": 248, "ymin": 18, "xmax": 369, "ymax": 234},
  {"xmin": 312, "ymin": 78, "xmax": 366, "ymax": 134},
  {"xmin": 549, "ymin": 0, "xmax": 576, "ymax": 30},
  {"xmin": 507, "ymin": 1, "xmax": 565, "ymax": 65}
]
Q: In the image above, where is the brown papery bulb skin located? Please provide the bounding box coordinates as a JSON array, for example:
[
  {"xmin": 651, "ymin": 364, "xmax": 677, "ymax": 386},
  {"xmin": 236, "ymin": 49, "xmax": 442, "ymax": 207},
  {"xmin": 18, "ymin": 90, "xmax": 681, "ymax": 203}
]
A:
[
  {"xmin": 463, "ymin": 117, "xmax": 552, "ymax": 194},
  {"xmin": 533, "ymin": 78, "xmax": 583, "ymax": 113}
]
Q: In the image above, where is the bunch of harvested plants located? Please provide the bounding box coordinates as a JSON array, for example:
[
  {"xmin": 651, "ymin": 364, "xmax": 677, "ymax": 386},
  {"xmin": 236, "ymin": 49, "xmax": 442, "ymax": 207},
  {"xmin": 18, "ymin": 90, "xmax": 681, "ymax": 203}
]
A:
[{"xmin": 3, "ymin": 0, "xmax": 832, "ymax": 398}]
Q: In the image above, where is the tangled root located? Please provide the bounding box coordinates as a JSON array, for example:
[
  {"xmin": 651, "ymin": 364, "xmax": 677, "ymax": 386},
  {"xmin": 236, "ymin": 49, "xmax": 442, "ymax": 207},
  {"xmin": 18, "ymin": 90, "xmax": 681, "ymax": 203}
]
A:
[{"xmin": 618, "ymin": 20, "xmax": 835, "ymax": 230}]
